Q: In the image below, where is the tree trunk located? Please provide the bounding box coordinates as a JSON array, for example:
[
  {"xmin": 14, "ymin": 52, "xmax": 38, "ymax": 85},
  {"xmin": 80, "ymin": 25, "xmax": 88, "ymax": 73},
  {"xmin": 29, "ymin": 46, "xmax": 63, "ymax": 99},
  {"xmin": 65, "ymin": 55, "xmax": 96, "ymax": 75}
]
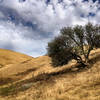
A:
[
  {"xmin": 72, "ymin": 53, "xmax": 83, "ymax": 63},
  {"xmin": 85, "ymin": 46, "xmax": 93, "ymax": 63}
]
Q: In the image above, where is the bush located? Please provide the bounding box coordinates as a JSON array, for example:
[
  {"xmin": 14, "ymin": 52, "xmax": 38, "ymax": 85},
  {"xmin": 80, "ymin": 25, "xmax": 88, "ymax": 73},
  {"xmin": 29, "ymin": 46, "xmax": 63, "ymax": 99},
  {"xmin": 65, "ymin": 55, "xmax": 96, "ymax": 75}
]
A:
[{"xmin": 47, "ymin": 36, "xmax": 73, "ymax": 66}]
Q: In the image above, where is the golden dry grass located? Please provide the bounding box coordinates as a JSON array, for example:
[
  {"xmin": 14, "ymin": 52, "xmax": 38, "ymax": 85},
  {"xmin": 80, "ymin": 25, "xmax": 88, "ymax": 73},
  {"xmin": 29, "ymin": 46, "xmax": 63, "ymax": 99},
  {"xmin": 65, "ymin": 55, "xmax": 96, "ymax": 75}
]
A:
[
  {"xmin": 0, "ymin": 49, "xmax": 32, "ymax": 67},
  {"xmin": 0, "ymin": 49, "xmax": 100, "ymax": 100}
]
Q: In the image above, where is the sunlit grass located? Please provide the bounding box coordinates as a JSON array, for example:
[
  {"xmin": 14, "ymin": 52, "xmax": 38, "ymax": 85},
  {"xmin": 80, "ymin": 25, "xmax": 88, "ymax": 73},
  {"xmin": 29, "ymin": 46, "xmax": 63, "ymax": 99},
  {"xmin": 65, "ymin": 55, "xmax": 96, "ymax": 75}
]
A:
[{"xmin": 0, "ymin": 49, "xmax": 100, "ymax": 100}]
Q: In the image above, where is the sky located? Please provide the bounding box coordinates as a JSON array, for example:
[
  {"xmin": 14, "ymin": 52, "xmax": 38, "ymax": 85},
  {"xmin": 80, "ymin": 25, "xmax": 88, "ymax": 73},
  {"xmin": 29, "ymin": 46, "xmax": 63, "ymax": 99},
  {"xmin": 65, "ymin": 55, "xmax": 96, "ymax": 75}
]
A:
[{"xmin": 0, "ymin": 0, "xmax": 100, "ymax": 57}]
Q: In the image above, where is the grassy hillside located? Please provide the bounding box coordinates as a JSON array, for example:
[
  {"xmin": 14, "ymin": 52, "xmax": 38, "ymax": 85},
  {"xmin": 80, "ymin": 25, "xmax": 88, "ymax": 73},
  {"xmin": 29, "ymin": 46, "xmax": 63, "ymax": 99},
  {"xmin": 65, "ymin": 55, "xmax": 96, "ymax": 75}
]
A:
[
  {"xmin": 0, "ymin": 49, "xmax": 100, "ymax": 100},
  {"xmin": 0, "ymin": 49, "xmax": 32, "ymax": 68}
]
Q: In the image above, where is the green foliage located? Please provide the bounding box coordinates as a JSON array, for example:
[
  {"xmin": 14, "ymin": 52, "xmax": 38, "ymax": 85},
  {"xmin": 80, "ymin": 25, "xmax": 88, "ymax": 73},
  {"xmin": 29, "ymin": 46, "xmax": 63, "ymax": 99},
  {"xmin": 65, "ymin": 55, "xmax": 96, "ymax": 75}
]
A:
[
  {"xmin": 47, "ymin": 36, "xmax": 73, "ymax": 66},
  {"xmin": 94, "ymin": 35, "xmax": 100, "ymax": 48},
  {"xmin": 47, "ymin": 23, "xmax": 100, "ymax": 67}
]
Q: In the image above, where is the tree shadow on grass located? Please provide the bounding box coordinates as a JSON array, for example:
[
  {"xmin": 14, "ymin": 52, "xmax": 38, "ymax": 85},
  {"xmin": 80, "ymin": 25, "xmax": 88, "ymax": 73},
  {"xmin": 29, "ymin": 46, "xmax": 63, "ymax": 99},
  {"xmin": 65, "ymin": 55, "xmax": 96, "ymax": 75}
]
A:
[
  {"xmin": 0, "ymin": 67, "xmax": 37, "ymax": 86},
  {"xmin": 0, "ymin": 77, "xmax": 14, "ymax": 86},
  {"xmin": 1, "ymin": 54, "xmax": 100, "ymax": 97},
  {"xmin": 17, "ymin": 54, "xmax": 100, "ymax": 85},
  {"xmin": 15, "ymin": 68, "xmax": 37, "ymax": 76},
  {"xmin": 0, "ymin": 63, "xmax": 87, "ymax": 97},
  {"xmin": 0, "ymin": 62, "xmax": 89, "ymax": 97},
  {"xmin": 33, "ymin": 63, "xmax": 87, "ymax": 82}
]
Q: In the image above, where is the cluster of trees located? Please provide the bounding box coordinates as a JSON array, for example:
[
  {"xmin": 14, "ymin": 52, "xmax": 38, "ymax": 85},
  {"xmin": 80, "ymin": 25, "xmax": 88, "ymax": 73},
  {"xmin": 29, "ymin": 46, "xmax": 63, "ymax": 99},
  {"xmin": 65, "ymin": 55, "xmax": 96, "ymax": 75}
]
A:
[{"xmin": 47, "ymin": 23, "xmax": 100, "ymax": 67}]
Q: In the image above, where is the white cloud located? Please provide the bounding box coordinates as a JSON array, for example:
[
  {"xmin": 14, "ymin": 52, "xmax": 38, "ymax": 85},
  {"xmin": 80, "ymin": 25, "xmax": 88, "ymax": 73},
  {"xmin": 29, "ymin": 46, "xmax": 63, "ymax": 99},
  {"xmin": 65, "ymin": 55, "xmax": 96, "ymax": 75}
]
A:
[
  {"xmin": 0, "ymin": 0, "xmax": 100, "ymax": 57},
  {"xmin": 0, "ymin": 20, "xmax": 50, "ymax": 57}
]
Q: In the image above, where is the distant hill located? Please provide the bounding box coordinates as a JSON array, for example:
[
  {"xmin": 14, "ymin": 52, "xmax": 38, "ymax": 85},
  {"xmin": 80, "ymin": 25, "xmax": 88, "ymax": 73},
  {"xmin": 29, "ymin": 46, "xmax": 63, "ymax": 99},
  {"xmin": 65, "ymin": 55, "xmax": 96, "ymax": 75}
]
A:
[
  {"xmin": 0, "ymin": 49, "xmax": 32, "ymax": 67},
  {"xmin": 0, "ymin": 49, "xmax": 100, "ymax": 100}
]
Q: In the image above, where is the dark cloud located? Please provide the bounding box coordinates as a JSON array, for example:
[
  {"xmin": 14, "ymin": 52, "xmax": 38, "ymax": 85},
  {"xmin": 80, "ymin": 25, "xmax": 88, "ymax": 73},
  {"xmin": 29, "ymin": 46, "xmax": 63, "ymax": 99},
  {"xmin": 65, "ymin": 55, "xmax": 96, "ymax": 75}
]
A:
[
  {"xmin": 46, "ymin": 0, "xmax": 50, "ymax": 4},
  {"xmin": 0, "ymin": 5, "xmax": 53, "ymax": 40},
  {"xmin": 19, "ymin": 0, "xmax": 26, "ymax": 3},
  {"xmin": 0, "ymin": 0, "xmax": 99, "ymax": 57},
  {"xmin": 83, "ymin": 0, "xmax": 100, "ymax": 3}
]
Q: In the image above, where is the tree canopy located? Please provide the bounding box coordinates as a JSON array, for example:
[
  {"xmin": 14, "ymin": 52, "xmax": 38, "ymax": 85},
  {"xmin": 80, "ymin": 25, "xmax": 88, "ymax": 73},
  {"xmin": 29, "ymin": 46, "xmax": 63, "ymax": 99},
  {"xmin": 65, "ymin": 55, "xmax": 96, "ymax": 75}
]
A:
[{"xmin": 47, "ymin": 23, "xmax": 100, "ymax": 67}]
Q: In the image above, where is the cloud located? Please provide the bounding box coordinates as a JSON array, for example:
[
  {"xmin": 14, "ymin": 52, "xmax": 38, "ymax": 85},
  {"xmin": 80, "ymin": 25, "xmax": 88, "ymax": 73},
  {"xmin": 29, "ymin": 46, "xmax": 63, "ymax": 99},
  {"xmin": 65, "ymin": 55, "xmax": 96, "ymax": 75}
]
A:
[
  {"xmin": 0, "ymin": 0, "xmax": 100, "ymax": 57},
  {"xmin": 0, "ymin": 20, "xmax": 50, "ymax": 57}
]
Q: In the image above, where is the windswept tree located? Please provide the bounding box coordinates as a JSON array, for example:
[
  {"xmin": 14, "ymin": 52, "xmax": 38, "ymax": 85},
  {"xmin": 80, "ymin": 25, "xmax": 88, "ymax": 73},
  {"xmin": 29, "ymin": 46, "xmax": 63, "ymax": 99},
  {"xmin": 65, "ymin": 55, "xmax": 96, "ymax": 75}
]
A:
[{"xmin": 47, "ymin": 23, "xmax": 100, "ymax": 67}]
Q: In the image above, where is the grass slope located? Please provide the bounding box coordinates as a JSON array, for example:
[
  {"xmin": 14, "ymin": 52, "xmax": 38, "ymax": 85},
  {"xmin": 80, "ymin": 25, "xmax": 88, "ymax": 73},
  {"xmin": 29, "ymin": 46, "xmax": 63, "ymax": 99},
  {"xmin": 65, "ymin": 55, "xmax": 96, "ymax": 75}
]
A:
[
  {"xmin": 0, "ymin": 49, "xmax": 100, "ymax": 100},
  {"xmin": 0, "ymin": 49, "xmax": 32, "ymax": 68}
]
